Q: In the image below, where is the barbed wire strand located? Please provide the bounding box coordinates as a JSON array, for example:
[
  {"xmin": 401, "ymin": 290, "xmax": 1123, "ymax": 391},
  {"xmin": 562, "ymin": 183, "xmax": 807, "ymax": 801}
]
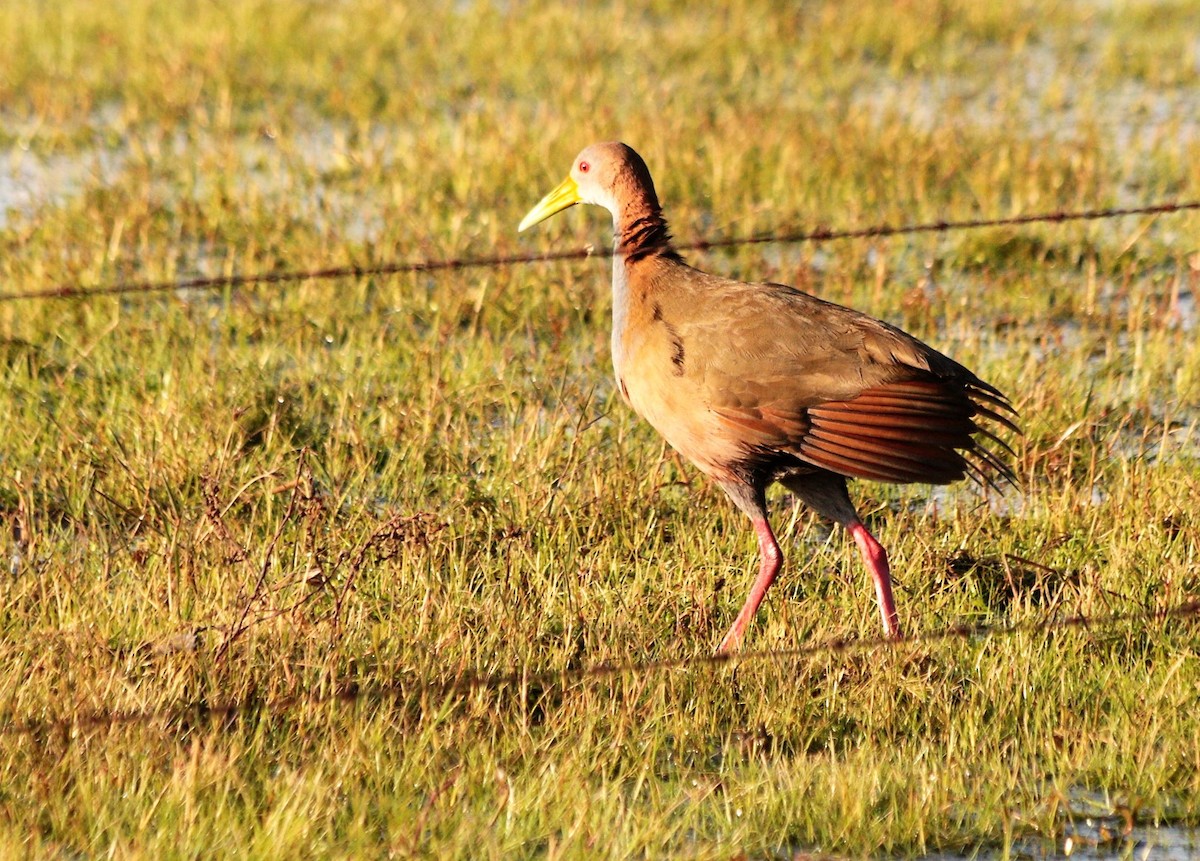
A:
[
  {"xmin": 2, "ymin": 199, "xmax": 1198, "ymax": 304},
  {"xmin": 4, "ymin": 201, "xmax": 1198, "ymax": 735},
  {"xmin": 4, "ymin": 598, "xmax": 1197, "ymax": 739}
]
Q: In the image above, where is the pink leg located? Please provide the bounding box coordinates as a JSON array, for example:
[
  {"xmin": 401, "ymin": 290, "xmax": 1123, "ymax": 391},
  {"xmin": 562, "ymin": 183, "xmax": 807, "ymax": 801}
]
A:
[
  {"xmin": 716, "ymin": 518, "xmax": 783, "ymax": 653},
  {"xmin": 847, "ymin": 520, "xmax": 902, "ymax": 638}
]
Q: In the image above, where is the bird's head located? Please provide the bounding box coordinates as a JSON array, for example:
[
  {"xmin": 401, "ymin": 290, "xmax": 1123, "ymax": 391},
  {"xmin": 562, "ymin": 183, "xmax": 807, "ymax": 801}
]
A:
[{"xmin": 518, "ymin": 141, "xmax": 658, "ymax": 232}]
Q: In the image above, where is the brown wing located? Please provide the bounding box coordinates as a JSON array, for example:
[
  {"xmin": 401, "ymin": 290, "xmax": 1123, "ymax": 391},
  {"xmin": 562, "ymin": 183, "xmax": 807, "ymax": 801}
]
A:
[
  {"xmin": 714, "ymin": 377, "xmax": 1017, "ymax": 487},
  {"xmin": 802, "ymin": 379, "xmax": 1016, "ymax": 486},
  {"xmin": 673, "ymin": 275, "xmax": 1019, "ymax": 487}
]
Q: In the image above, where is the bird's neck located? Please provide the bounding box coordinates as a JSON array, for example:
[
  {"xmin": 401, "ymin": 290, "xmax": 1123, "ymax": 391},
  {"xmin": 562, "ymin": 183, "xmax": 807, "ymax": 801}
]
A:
[{"xmin": 614, "ymin": 202, "xmax": 680, "ymax": 264}]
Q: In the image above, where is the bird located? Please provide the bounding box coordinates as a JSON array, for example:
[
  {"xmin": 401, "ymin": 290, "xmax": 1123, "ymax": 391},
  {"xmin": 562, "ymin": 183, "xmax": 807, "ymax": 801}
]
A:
[{"xmin": 518, "ymin": 142, "xmax": 1018, "ymax": 652}]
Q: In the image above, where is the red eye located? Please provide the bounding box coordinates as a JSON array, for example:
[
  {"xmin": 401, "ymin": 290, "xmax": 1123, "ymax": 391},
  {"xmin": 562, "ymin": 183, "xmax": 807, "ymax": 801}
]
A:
[{"xmin": 578, "ymin": 160, "xmax": 590, "ymax": 173}]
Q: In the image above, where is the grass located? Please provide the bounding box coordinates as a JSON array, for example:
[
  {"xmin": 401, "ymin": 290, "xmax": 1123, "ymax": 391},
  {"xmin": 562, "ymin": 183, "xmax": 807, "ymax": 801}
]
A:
[{"xmin": 1, "ymin": 0, "xmax": 1199, "ymax": 857}]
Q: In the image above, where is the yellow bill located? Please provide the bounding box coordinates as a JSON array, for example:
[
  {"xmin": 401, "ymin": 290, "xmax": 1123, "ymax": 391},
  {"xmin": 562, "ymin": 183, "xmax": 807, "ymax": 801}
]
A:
[{"xmin": 518, "ymin": 175, "xmax": 581, "ymax": 232}]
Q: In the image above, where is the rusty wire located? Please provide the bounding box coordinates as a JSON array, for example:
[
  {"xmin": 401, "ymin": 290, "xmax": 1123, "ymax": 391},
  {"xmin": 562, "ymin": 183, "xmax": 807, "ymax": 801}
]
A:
[
  {"xmin": 3, "ymin": 197, "xmax": 1198, "ymax": 736},
  {"xmin": 1, "ymin": 199, "xmax": 1197, "ymax": 303}
]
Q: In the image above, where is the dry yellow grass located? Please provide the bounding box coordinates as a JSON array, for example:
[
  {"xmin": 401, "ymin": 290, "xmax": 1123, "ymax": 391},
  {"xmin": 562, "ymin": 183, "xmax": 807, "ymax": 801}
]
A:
[{"xmin": 1, "ymin": 1, "xmax": 1198, "ymax": 857}]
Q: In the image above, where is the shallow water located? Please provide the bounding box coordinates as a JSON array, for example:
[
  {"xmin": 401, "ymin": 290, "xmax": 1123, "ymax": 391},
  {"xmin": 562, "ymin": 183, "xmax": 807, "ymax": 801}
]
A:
[
  {"xmin": 919, "ymin": 787, "xmax": 1200, "ymax": 860},
  {"xmin": 0, "ymin": 143, "xmax": 125, "ymax": 229},
  {"xmin": 852, "ymin": 39, "xmax": 1200, "ymax": 193},
  {"xmin": 0, "ymin": 116, "xmax": 388, "ymax": 242},
  {"xmin": 922, "ymin": 822, "xmax": 1200, "ymax": 860}
]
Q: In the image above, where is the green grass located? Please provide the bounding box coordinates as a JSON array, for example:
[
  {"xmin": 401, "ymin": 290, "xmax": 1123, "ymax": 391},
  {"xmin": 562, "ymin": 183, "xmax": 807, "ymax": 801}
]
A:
[{"xmin": 2, "ymin": 1, "xmax": 1199, "ymax": 857}]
